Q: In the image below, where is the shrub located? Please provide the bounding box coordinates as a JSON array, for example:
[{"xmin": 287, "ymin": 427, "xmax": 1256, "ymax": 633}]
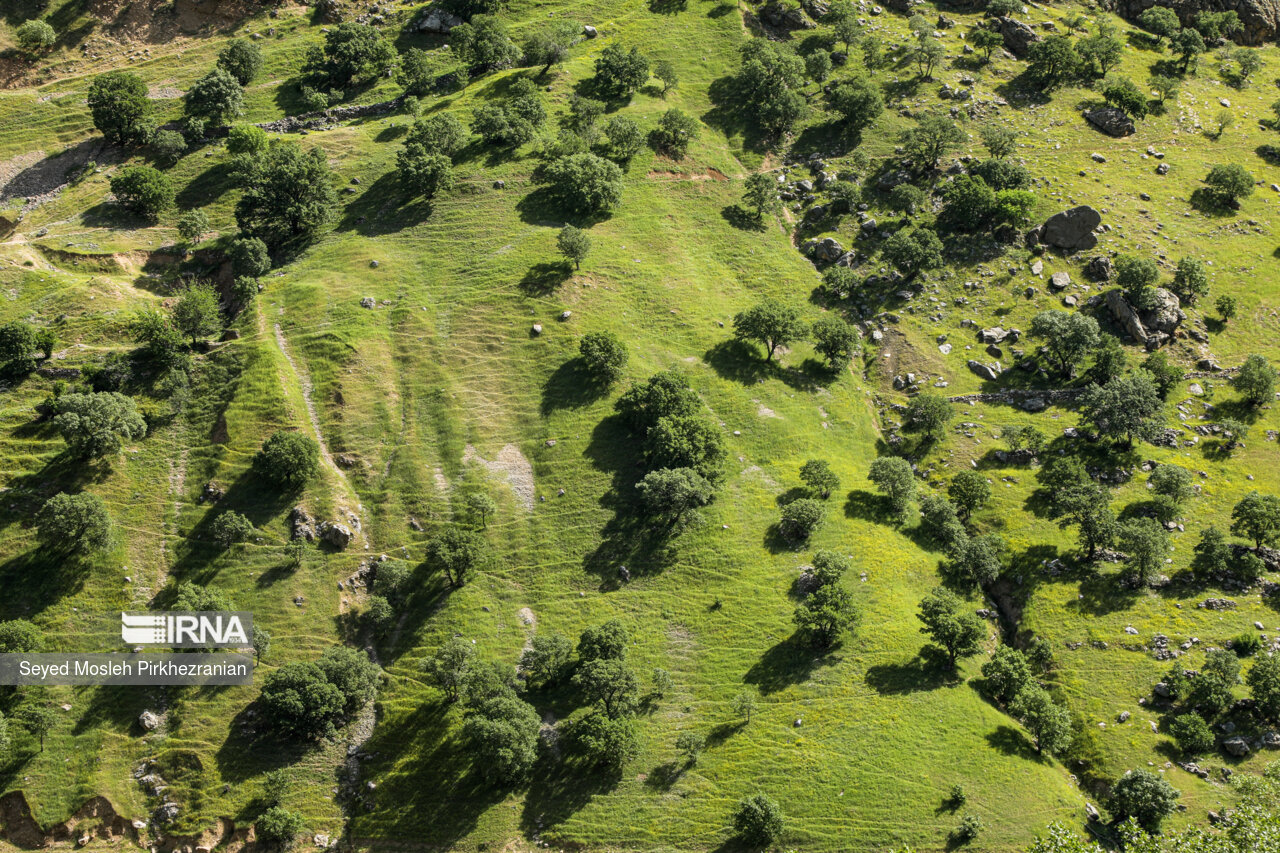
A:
[
  {"xmin": 537, "ymin": 153, "xmax": 623, "ymax": 214},
  {"xmin": 226, "ymin": 124, "xmax": 268, "ymax": 156},
  {"xmin": 53, "ymin": 392, "xmax": 147, "ymax": 458},
  {"xmin": 256, "ymin": 806, "xmax": 304, "ymax": 847},
  {"xmin": 1168, "ymin": 712, "xmax": 1214, "ymax": 755},
  {"xmin": 424, "ymin": 525, "xmax": 488, "ymax": 587},
  {"xmin": 0, "ymin": 620, "xmax": 41, "ymax": 653},
  {"xmin": 578, "ymin": 331, "xmax": 627, "ymax": 383},
  {"xmin": 110, "ymin": 166, "xmax": 174, "ymax": 219},
  {"xmin": 0, "ymin": 322, "xmax": 39, "ymax": 374},
  {"xmin": 15, "ymin": 20, "xmax": 55, "ymax": 54},
  {"xmin": 35, "ymin": 493, "xmax": 111, "ymax": 554},
  {"xmin": 1232, "ymin": 632, "xmax": 1262, "ymax": 657},
  {"xmin": 396, "ymin": 143, "xmax": 453, "ymax": 199},
  {"xmin": 254, "ymin": 431, "xmax": 321, "ymax": 487},
  {"xmin": 649, "ymin": 108, "xmax": 699, "ymax": 158},
  {"xmin": 172, "ymin": 282, "xmax": 222, "ymax": 344},
  {"xmin": 228, "ymin": 236, "xmax": 271, "ymax": 278},
  {"xmin": 209, "ymin": 511, "xmax": 253, "ymax": 548},
  {"xmin": 573, "ymin": 710, "xmax": 640, "ymax": 768},
  {"xmin": 184, "ymin": 68, "xmax": 244, "ymax": 125},
  {"xmin": 1109, "ymin": 769, "xmax": 1180, "ymax": 832},
  {"xmin": 217, "ymin": 38, "xmax": 263, "ymax": 85},
  {"xmin": 799, "ymin": 459, "xmax": 839, "ymax": 499},
  {"xmin": 733, "ymin": 794, "xmax": 784, "ymax": 847},
  {"xmin": 87, "ymin": 71, "xmax": 152, "ymax": 145},
  {"xmin": 779, "ymin": 497, "xmax": 825, "ymax": 542},
  {"xmin": 557, "ymin": 224, "xmax": 591, "ymax": 269}
]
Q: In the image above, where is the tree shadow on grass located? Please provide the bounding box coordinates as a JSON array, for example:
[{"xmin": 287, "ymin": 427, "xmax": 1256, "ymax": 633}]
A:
[
  {"xmin": 212, "ymin": 701, "xmax": 320, "ymax": 787},
  {"xmin": 0, "ymin": 549, "xmax": 91, "ymax": 619},
  {"xmin": 335, "ymin": 170, "xmax": 435, "ymax": 237},
  {"xmin": 520, "ymin": 752, "xmax": 623, "ymax": 842},
  {"xmin": 704, "ymin": 339, "xmax": 772, "ymax": 385},
  {"xmin": 541, "ymin": 357, "xmax": 612, "ymax": 416},
  {"xmin": 519, "ymin": 261, "xmax": 571, "ymax": 296},
  {"xmin": 174, "ymin": 162, "xmax": 237, "ymax": 210},
  {"xmin": 1188, "ymin": 188, "xmax": 1240, "ymax": 218},
  {"xmin": 643, "ymin": 760, "xmax": 685, "ymax": 790},
  {"xmin": 721, "ymin": 204, "xmax": 765, "ymax": 231},
  {"xmin": 706, "ymin": 719, "xmax": 746, "ymax": 747},
  {"xmin": 985, "ymin": 724, "xmax": 1047, "ymax": 763},
  {"xmin": 843, "ymin": 488, "xmax": 896, "ymax": 525},
  {"xmin": 1072, "ymin": 567, "xmax": 1141, "ymax": 616},
  {"xmin": 744, "ymin": 635, "xmax": 841, "ymax": 695},
  {"xmin": 515, "ymin": 187, "xmax": 612, "ymax": 229},
  {"xmin": 864, "ymin": 646, "xmax": 958, "ymax": 695}
]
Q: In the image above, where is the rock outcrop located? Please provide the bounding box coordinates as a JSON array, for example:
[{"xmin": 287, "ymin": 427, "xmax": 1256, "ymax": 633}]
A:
[
  {"xmin": 1031, "ymin": 205, "xmax": 1102, "ymax": 250},
  {"xmin": 995, "ymin": 16, "xmax": 1041, "ymax": 57},
  {"xmin": 1111, "ymin": 0, "xmax": 1280, "ymax": 45},
  {"xmin": 1084, "ymin": 106, "xmax": 1136, "ymax": 137}
]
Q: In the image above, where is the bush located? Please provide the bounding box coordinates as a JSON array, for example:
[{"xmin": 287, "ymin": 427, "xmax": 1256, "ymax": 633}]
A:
[
  {"xmin": 217, "ymin": 38, "xmax": 263, "ymax": 85},
  {"xmin": 256, "ymin": 806, "xmax": 304, "ymax": 848},
  {"xmin": 592, "ymin": 44, "xmax": 649, "ymax": 97},
  {"xmin": 557, "ymin": 224, "xmax": 591, "ymax": 269},
  {"xmin": 396, "ymin": 143, "xmax": 454, "ymax": 199},
  {"xmin": 1109, "ymin": 769, "xmax": 1181, "ymax": 831},
  {"xmin": 0, "ymin": 322, "xmax": 39, "ymax": 374},
  {"xmin": 87, "ymin": 71, "xmax": 152, "ymax": 145},
  {"xmin": 228, "ymin": 236, "xmax": 271, "ymax": 278},
  {"xmin": 799, "ymin": 459, "xmax": 839, "ymax": 499},
  {"xmin": 1168, "ymin": 712, "xmax": 1214, "ymax": 755},
  {"xmin": 1233, "ymin": 632, "xmax": 1263, "ymax": 657},
  {"xmin": 579, "ymin": 331, "xmax": 627, "ymax": 383},
  {"xmin": 952, "ymin": 813, "xmax": 983, "ymax": 844},
  {"xmin": 0, "ymin": 620, "xmax": 41, "ymax": 653},
  {"xmin": 425, "ymin": 525, "xmax": 488, "ymax": 587},
  {"xmin": 184, "ymin": 68, "xmax": 244, "ymax": 125},
  {"xmin": 537, "ymin": 153, "xmax": 623, "ymax": 214},
  {"xmin": 35, "ymin": 493, "xmax": 111, "ymax": 554},
  {"xmin": 110, "ymin": 166, "xmax": 174, "ymax": 219},
  {"xmin": 15, "ymin": 20, "xmax": 55, "ymax": 53},
  {"xmin": 319, "ymin": 22, "xmax": 397, "ymax": 86},
  {"xmin": 209, "ymin": 511, "xmax": 253, "ymax": 548},
  {"xmin": 811, "ymin": 315, "xmax": 858, "ymax": 368},
  {"xmin": 176, "ymin": 209, "xmax": 209, "ymax": 245},
  {"xmin": 1204, "ymin": 163, "xmax": 1255, "ymax": 205},
  {"xmin": 649, "ymin": 108, "xmax": 699, "ymax": 158},
  {"xmin": 573, "ymin": 709, "xmax": 640, "ymax": 768},
  {"xmin": 53, "ymin": 392, "xmax": 147, "ymax": 458},
  {"xmin": 226, "ymin": 124, "xmax": 268, "ymax": 156},
  {"xmin": 733, "ymin": 794, "xmax": 784, "ymax": 847},
  {"xmin": 779, "ymin": 497, "xmax": 825, "ymax": 542},
  {"xmin": 254, "ymin": 431, "xmax": 321, "ymax": 487},
  {"xmin": 172, "ymin": 281, "xmax": 222, "ymax": 344}
]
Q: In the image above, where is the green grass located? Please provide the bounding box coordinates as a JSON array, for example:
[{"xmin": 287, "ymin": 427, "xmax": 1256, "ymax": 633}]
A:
[{"xmin": 0, "ymin": 0, "xmax": 1279, "ymax": 849}]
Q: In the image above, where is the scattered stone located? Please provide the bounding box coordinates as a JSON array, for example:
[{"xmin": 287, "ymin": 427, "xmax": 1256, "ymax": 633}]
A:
[
  {"xmin": 1084, "ymin": 107, "xmax": 1135, "ymax": 137},
  {"xmin": 1223, "ymin": 736, "xmax": 1251, "ymax": 757},
  {"xmin": 318, "ymin": 521, "xmax": 353, "ymax": 549},
  {"xmin": 139, "ymin": 711, "xmax": 160, "ymax": 731},
  {"xmin": 360, "ymin": 297, "xmax": 375, "ymax": 309}
]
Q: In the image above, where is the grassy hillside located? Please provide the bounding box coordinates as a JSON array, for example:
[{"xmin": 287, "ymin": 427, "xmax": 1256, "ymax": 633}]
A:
[{"xmin": 0, "ymin": 0, "xmax": 1278, "ymax": 850}]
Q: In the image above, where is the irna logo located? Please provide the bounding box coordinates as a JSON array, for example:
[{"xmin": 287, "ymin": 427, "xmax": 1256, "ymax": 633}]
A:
[{"xmin": 121, "ymin": 612, "xmax": 252, "ymax": 648}]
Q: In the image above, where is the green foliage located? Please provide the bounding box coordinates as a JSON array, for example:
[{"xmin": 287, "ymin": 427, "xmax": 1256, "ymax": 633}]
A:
[
  {"xmin": 463, "ymin": 691, "xmax": 541, "ymax": 784},
  {"xmin": 970, "ymin": 158, "xmax": 1031, "ymax": 190},
  {"xmin": 151, "ymin": 129, "xmax": 187, "ymax": 168},
  {"xmin": 810, "ymin": 314, "xmax": 858, "ymax": 368},
  {"xmin": 261, "ymin": 647, "xmax": 379, "ymax": 739},
  {"xmin": 35, "ymin": 492, "xmax": 111, "ymax": 554},
  {"xmin": 110, "ymin": 165, "xmax": 174, "ymax": 219},
  {"xmin": 22, "ymin": 707, "xmax": 56, "ymax": 751},
  {"xmin": 593, "ymin": 44, "xmax": 650, "ymax": 97},
  {"xmin": 602, "ymin": 116, "xmax": 643, "ymax": 163},
  {"xmin": 898, "ymin": 110, "xmax": 966, "ymax": 170},
  {"xmin": 1011, "ymin": 686, "xmax": 1073, "ymax": 754},
  {"xmin": 869, "ymin": 456, "xmax": 916, "ymax": 523},
  {"xmin": 1027, "ymin": 36, "xmax": 1079, "ymax": 87},
  {"xmin": 573, "ymin": 710, "xmax": 639, "ymax": 768},
  {"xmin": 615, "ymin": 370, "xmax": 699, "ymax": 431},
  {"xmin": 537, "ymin": 153, "xmax": 623, "ymax": 214},
  {"xmin": 319, "ymin": 23, "xmax": 397, "ymax": 86},
  {"xmin": 733, "ymin": 298, "xmax": 806, "ymax": 361},
  {"xmin": 235, "ymin": 141, "xmax": 337, "ymax": 249},
  {"xmin": 1029, "ymin": 310, "xmax": 1100, "ymax": 377},
  {"xmin": 422, "ymin": 636, "xmax": 475, "ymax": 701},
  {"xmin": 919, "ymin": 494, "xmax": 966, "ymax": 551},
  {"xmin": 742, "ymin": 172, "xmax": 780, "ymax": 221},
  {"xmin": 1232, "ymin": 631, "xmax": 1262, "ymax": 656},
  {"xmin": 256, "ymin": 806, "xmax": 304, "ymax": 847},
  {"xmin": 1004, "ymin": 424, "xmax": 1047, "ymax": 454},
  {"xmin": 573, "ymin": 657, "xmax": 639, "ymax": 717},
  {"xmin": 1192, "ymin": 525, "xmax": 1232, "ymax": 575},
  {"xmin": 918, "ymin": 586, "xmax": 985, "ymax": 665},
  {"xmin": 779, "ymin": 497, "xmax": 825, "ymax": 542},
  {"xmin": 0, "ymin": 322, "xmax": 39, "ymax": 374},
  {"xmin": 1247, "ymin": 653, "xmax": 1280, "ymax": 721},
  {"xmin": 676, "ymin": 730, "xmax": 705, "ymax": 764},
  {"xmin": 1138, "ymin": 7, "xmax": 1180, "ymax": 43},
  {"xmin": 636, "ymin": 467, "xmax": 715, "ymax": 530},
  {"xmin": 87, "ymin": 71, "xmax": 153, "ymax": 145},
  {"xmin": 733, "ymin": 793, "xmax": 784, "ymax": 847},
  {"xmin": 950, "ymin": 533, "xmax": 1005, "ymax": 587},
  {"xmin": 578, "ymin": 619, "xmax": 629, "ymax": 663},
  {"xmin": 799, "ymin": 459, "xmax": 840, "ymax": 499},
  {"xmin": 522, "ymin": 21, "xmax": 576, "ymax": 74},
  {"xmin": 177, "ymin": 209, "xmax": 210, "ymax": 246},
  {"xmin": 882, "ymin": 227, "xmax": 944, "ymax": 277},
  {"xmin": 1117, "ymin": 517, "xmax": 1172, "ymax": 586},
  {"xmin": 644, "ymin": 414, "xmax": 726, "ymax": 480},
  {"xmin": 15, "ymin": 20, "xmax": 55, "ymax": 53},
  {"xmin": 226, "ymin": 124, "xmax": 268, "ymax": 156},
  {"xmin": 254, "ymin": 430, "xmax": 321, "ymax": 487},
  {"xmin": 737, "ymin": 40, "xmax": 805, "ymax": 136},
  {"xmin": 732, "ymin": 690, "xmax": 758, "ymax": 723},
  {"xmin": 1078, "ymin": 27, "xmax": 1124, "ymax": 78},
  {"xmin": 1195, "ymin": 10, "xmax": 1242, "ymax": 40},
  {"xmin": 557, "ymin": 224, "xmax": 591, "ymax": 269},
  {"xmin": 228, "ymin": 236, "xmax": 271, "ymax": 278},
  {"xmin": 452, "ymin": 16, "xmax": 521, "ymax": 71},
  {"xmin": 981, "ymin": 645, "xmax": 1032, "ymax": 706},
  {"xmin": 1232, "ymin": 490, "xmax": 1280, "ymax": 548},
  {"xmin": 1172, "ymin": 27, "xmax": 1206, "ymax": 72},
  {"xmin": 1170, "ymin": 256, "xmax": 1209, "ymax": 305},
  {"xmin": 1204, "ymin": 163, "xmax": 1255, "ymax": 204},
  {"xmin": 519, "ymin": 633, "xmax": 572, "ymax": 688},
  {"xmin": 903, "ymin": 393, "xmax": 953, "ymax": 442},
  {"xmin": 1150, "ymin": 73, "xmax": 1180, "ymax": 104},
  {"xmin": 912, "ymin": 38, "xmax": 945, "ymax": 78},
  {"xmin": 396, "ymin": 143, "xmax": 454, "ymax": 199},
  {"xmin": 1078, "ymin": 372, "xmax": 1164, "ymax": 446},
  {"xmin": 1234, "ymin": 354, "xmax": 1276, "ymax": 405},
  {"xmin": 1168, "ymin": 712, "xmax": 1214, "ymax": 755},
  {"xmin": 1089, "ymin": 334, "xmax": 1128, "ymax": 385},
  {"xmin": 209, "ymin": 510, "xmax": 254, "ymax": 548},
  {"xmin": 172, "ymin": 282, "xmax": 222, "ymax": 344},
  {"xmin": 53, "ymin": 392, "xmax": 146, "ymax": 458},
  {"xmin": 805, "ymin": 49, "xmax": 832, "ymax": 82},
  {"xmin": 1102, "ymin": 76, "xmax": 1147, "ymax": 118},
  {"xmin": 948, "ymin": 471, "xmax": 990, "ymax": 521},
  {"xmin": 1217, "ymin": 293, "xmax": 1238, "ymax": 321},
  {"xmin": 0, "ymin": 621, "xmax": 41, "ymax": 653},
  {"xmin": 970, "ymin": 26, "xmax": 1003, "ymax": 61},
  {"xmin": 578, "ymin": 330, "xmax": 626, "ymax": 382},
  {"xmin": 184, "ymin": 68, "xmax": 244, "ymax": 125},
  {"xmin": 1109, "ymin": 769, "xmax": 1181, "ymax": 832},
  {"xmin": 217, "ymin": 39, "xmax": 263, "ymax": 85},
  {"xmin": 649, "ymin": 108, "xmax": 699, "ymax": 158},
  {"xmin": 425, "ymin": 525, "xmax": 488, "ymax": 587}
]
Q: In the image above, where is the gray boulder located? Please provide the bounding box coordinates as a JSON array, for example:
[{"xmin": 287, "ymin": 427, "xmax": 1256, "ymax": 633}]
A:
[
  {"xmin": 319, "ymin": 521, "xmax": 353, "ymax": 549},
  {"xmin": 1223, "ymin": 736, "xmax": 1251, "ymax": 757},
  {"xmin": 1106, "ymin": 288, "xmax": 1149, "ymax": 345},
  {"xmin": 968, "ymin": 360, "xmax": 1000, "ymax": 381},
  {"xmin": 1084, "ymin": 255, "xmax": 1114, "ymax": 281},
  {"xmin": 1049, "ymin": 271, "xmax": 1071, "ymax": 291},
  {"xmin": 139, "ymin": 710, "xmax": 160, "ymax": 731},
  {"xmin": 996, "ymin": 16, "xmax": 1041, "ymax": 57},
  {"xmin": 1139, "ymin": 288, "xmax": 1185, "ymax": 335},
  {"xmin": 813, "ymin": 237, "xmax": 845, "ymax": 263},
  {"xmin": 1040, "ymin": 205, "xmax": 1102, "ymax": 250},
  {"xmin": 1084, "ymin": 106, "xmax": 1136, "ymax": 137},
  {"xmin": 416, "ymin": 4, "xmax": 463, "ymax": 32},
  {"xmin": 759, "ymin": 0, "xmax": 817, "ymax": 29}
]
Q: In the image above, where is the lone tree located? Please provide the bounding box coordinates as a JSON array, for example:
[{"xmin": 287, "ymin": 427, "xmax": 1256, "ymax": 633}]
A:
[
  {"xmin": 110, "ymin": 166, "xmax": 174, "ymax": 219},
  {"xmin": 177, "ymin": 209, "xmax": 211, "ymax": 247},
  {"xmin": 235, "ymin": 141, "xmax": 338, "ymax": 250},
  {"xmin": 779, "ymin": 497, "xmax": 825, "ymax": 542},
  {"xmin": 1171, "ymin": 257, "xmax": 1210, "ymax": 305},
  {"xmin": 396, "ymin": 143, "xmax": 453, "ymax": 199},
  {"xmin": 87, "ymin": 71, "xmax": 152, "ymax": 145},
  {"xmin": 1138, "ymin": 6, "xmax": 1180, "ymax": 44},
  {"xmin": 1204, "ymin": 163, "xmax": 1255, "ymax": 207},
  {"xmin": 636, "ymin": 467, "xmax": 714, "ymax": 531},
  {"xmin": 184, "ymin": 68, "xmax": 245, "ymax": 126},
  {"xmin": 592, "ymin": 44, "xmax": 650, "ymax": 98},
  {"xmin": 1078, "ymin": 372, "xmax": 1164, "ymax": 447},
  {"xmin": 794, "ymin": 583, "xmax": 858, "ymax": 647},
  {"xmin": 903, "ymin": 393, "xmax": 953, "ymax": 443},
  {"xmin": 810, "ymin": 315, "xmax": 858, "ymax": 369},
  {"xmin": 16, "ymin": 20, "xmax": 55, "ymax": 54},
  {"xmin": 1029, "ymin": 311, "xmax": 1101, "ymax": 378},
  {"xmin": 425, "ymin": 525, "xmax": 488, "ymax": 587},
  {"xmin": 1109, "ymin": 769, "xmax": 1180, "ymax": 832},
  {"xmin": 254, "ymin": 431, "xmax": 321, "ymax": 487},
  {"xmin": 653, "ymin": 59, "xmax": 678, "ymax": 95},
  {"xmin": 1233, "ymin": 354, "xmax": 1276, "ymax": 406},
  {"xmin": 1117, "ymin": 517, "xmax": 1173, "ymax": 587},
  {"xmin": 217, "ymin": 38, "xmax": 263, "ymax": 85},
  {"xmin": 917, "ymin": 586, "xmax": 985, "ymax": 665},
  {"xmin": 898, "ymin": 110, "xmax": 966, "ymax": 171},
  {"xmin": 35, "ymin": 493, "xmax": 111, "ymax": 555},
  {"xmin": 732, "ymin": 299, "xmax": 806, "ymax": 362},
  {"xmin": 731, "ymin": 690, "xmax": 758, "ymax": 724},
  {"xmin": 256, "ymin": 807, "xmax": 305, "ymax": 849},
  {"xmin": 741, "ymin": 173, "xmax": 780, "ymax": 222},
  {"xmin": 1011, "ymin": 686, "xmax": 1073, "ymax": 755},
  {"xmin": 22, "ymin": 707, "xmax": 56, "ymax": 752},
  {"xmin": 733, "ymin": 794, "xmax": 784, "ymax": 847},
  {"xmin": 649, "ymin": 108, "xmax": 699, "ymax": 158},
  {"xmin": 1172, "ymin": 27, "xmax": 1205, "ymax": 72},
  {"xmin": 799, "ymin": 459, "xmax": 839, "ymax": 499},
  {"xmin": 948, "ymin": 470, "xmax": 991, "ymax": 522},
  {"xmin": 578, "ymin": 331, "xmax": 628, "ymax": 383},
  {"xmin": 829, "ymin": 78, "xmax": 884, "ymax": 135},
  {"xmin": 53, "ymin": 392, "xmax": 147, "ymax": 459},
  {"xmin": 172, "ymin": 282, "xmax": 222, "ymax": 345},
  {"xmin": 556, "ymin": 225, "xmax": 590, "ymax": 269},
  {"xmin": 537, "ymin": 153, "xmax": 624, "ymax": 215},
  {"xmin": 1231, "ymin": 491, "xmax": 1280, "ymax": 549},
  {"xmin": 882, "ymin": 228, "xmax": 944, "ymax": 278},
  {"xmin": 868, "ymin": 456, "xmax": 915, "ymax": 523}
]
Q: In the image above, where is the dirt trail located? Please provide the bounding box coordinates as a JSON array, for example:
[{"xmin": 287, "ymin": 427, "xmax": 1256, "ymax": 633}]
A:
[{"xmin": 270, "ymin": 320, "xmax": 368, "ymax": 548}]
